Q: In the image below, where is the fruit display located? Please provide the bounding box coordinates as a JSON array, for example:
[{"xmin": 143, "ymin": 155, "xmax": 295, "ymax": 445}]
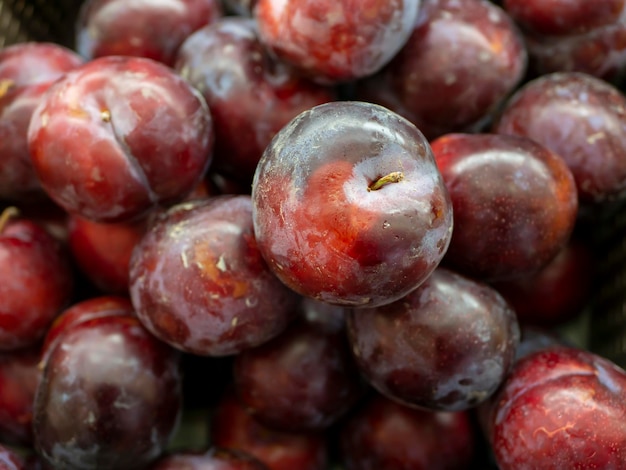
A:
[{"xmin": 2, "ymin": 0, "xmax": 626, "ymax": 469}]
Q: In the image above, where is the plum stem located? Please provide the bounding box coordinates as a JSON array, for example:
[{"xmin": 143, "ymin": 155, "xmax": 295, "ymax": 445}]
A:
[
  {"xmin": 368, "ymin": 171, "xmax": 404, "ymax": 191},
  {"xmin": 0, "ymin": 79, "xmax": 14, "ymax": 99},
  {"xmin": 0, "ymin": 207, "xmax": 19, "ymax": 233}
]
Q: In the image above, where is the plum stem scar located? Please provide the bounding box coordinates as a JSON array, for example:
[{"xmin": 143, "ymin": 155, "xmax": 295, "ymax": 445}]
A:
[{"xmin": 368, "ymin": 171, "xmax": 404, "ymax": 191}]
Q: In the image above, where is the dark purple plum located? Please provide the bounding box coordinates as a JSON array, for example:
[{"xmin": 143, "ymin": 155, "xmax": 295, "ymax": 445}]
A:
[
  {"xmin": 233, "ymin": 316, "xmax": 363, "ymax": 431},
  {"xmin": 129, "ymin": 196, "xmax": 299, "ymax": 356},
  {"xmin": 340, "ymin": 393, "xmax": 475, "ymax": 470},
  {"xmin": 211, "ymin": 392, "xmax": 328, "ymax": 470},
  {"xmin": 347, "ymin": 268, "xmax": 520, "ymax": 411},
  {"xmin": 175, "ymin": 17, "xmax": 336, "ymax": 185},
  {"xmin": 34, "ymin": 297, "xmax": 182, "ymax": 470},
  {"xmin": 357, "ymin": 0, "xmax": 527, "ymax": 140},
  {"xmin": 494, "ymin": 72, "xmax": 626, "ymax": 204},
  {"xmin": 431, "ymin": 133, "xmax": 578, "ymax": 281},
  {"xmin": 76, "ymin": 0, "xmax": 223, "ymax": 67}
]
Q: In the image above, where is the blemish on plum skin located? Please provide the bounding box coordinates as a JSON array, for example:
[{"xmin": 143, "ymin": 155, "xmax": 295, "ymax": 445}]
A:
[{"xmin": 532, "ymin": 422, "xmax": 575, "ymax": 439}]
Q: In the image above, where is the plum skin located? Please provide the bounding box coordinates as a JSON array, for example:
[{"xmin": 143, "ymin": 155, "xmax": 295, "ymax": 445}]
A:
[
  {"xmin": 432, "ymin": 133, "xmax": 578, "ymax": 281},
  {"xmin": 340, "ymin": 393, "xmax": 475, "ymax": 470},
  {"xmin": 346, "ymin": 268, "xmax": 520, "ymax": 412},
  {"xmin": 76, "ymin": 0, "xmax": 223, "ymax": 67},
  {"xmin": 0, "ymin": 42, "xmax": 84, "ymax": 202},
  {"xmin": 358, "ymin": 0, "xmax": 527, "ymax": 140},
  {"xmin": 254, "ymin": 0, "xmax": 422, "ymax": 84},
  {"xmin": 211, "ymin": 392, "xmax": 328, "ymax": 470},
  {"xmin": 487, "ymin": 347, "xmax": 626, "ymax": 470},
  {"xmin": 493, "ymin": 72, "xmax": 626, "ymax": 204},
  {"xmin": 233, "ymin": 316, "xmax": 364, "ymax": 432},
  {"xmin": 33, "ymin": 297, "xmax": 182, "ymax": 470},
  {"xmin": 251, "ymin": 101, "xmax": 453, "ymax": 308},
  {"xmin": 0, "ymin": 216, "xmax": 74, "ymax": 351},
  {"xmin": 129, "ymin": 195, "xmax": 299, "ymax": 356},
  {"xmin": 27, "ymin": 55, "xmax": 214, "ymax": 223},
  {"xmin": 175, "ymin": 17, "xmax": 337, "ymax": 186}
]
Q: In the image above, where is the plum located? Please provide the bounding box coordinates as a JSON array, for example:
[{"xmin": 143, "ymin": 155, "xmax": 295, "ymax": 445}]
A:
[
  {"xmin": 34, "ymin": 296, "xmax": 182, "ymax": 470},
  {"xmin": 494, "ymin": 72, "xmax": 626, "ymax": 204},
  {"xmin": 486, "ymin": 347, "xmax": 626, "ymax": 469},
  {"xmin": 76, "ymin": 0, "xmax": 223, "ymax": 66},
  {"xmin": 27, "ymin": 56, "xmax": 214, "ymax": 223},
  {"xmin": 357, "ymin": 0, "xmax": 527, "ymax": 140},
  {"xmin": 211, "ymin": 392, "xmax": 328, "ymax": 470},
  {"xmin": 254, "ymin": 0, "xmax": 422, "ymax": 83},
  {"xmin": 0, "ymin": 207, "xmax": 73, "ymax": 350},
  {"xmin": 175, "ymin": 17, "xmax": 336, "ymax": 185},
  {"xmin": 252, "ymin": 101, "xmax": 453, "ymax": 308},
  {"xmin": 432, "ymin": 133, "xmax": 578, "ymax": 281},
  {"xmin": 347, "ymin": 268, "xmax": 520, "ymax": 411},
  {"xmin": 129, "ymin": 196, "xmax": 299, "ymax": 356}
]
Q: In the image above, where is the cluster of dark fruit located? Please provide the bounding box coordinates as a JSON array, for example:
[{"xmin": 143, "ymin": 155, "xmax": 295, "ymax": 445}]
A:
[{"xmin": 2, "ymin": 0, "xmax": 626, "ymax": 469}]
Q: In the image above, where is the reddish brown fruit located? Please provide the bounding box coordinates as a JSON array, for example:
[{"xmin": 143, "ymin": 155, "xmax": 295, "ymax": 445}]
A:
[
  {"xmin": 27, "ymin": 56, "xmax": 214, "ymax": 222},
  {"xmin": 432, "ymin": 133, "xmax": 578, "ymax": 281},
  {"xmin": 129, "ymin": 196, "xmax": 299, "ymax": 356},
  {"xmin": 254, "ymin": 0, "xmax": 422, "ymax": 83},
  {"xmin": 487, "ymin": 347, "xmax": 626, "ymax": 469},
  {"xmin": 211, "ymin": 393, "xmax": 328, "ymax": 470},
  {"xmin": 0, "ymin": 208, "xmax": 73, "ymax": 350},
  {"xmin": 76, "ymin": 0, "xmax": 223, "ymax": 66}
]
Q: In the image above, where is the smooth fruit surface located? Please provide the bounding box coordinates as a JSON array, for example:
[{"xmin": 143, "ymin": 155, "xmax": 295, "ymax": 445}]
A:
[
  {"xmin": 432, "ymin": 133, "xmax": 578, "ymax": 281},
  {"xmin": 27, "ymin": 56, "xmax": 214, "ymax": 222},
  {"xmin": 252, "ymin": 101, "xmax": 453, "ymax": 308},
  {"xmin": 130, "ymin": 196, "xmax": 299, "ymax": 356},
  {"xmin": 347, "ymin": 268, "xmax": 520, "ymax": 411}
]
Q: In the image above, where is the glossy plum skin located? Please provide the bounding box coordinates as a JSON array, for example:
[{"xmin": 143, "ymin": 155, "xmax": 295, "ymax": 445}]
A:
[
  {"xmin": 492, "ymin": 237, "xmax": 596, "ymax": 327},
  {"xmin": 252, "ymin": 101, "xmax": 453, "ymax": 308},
  {"xmin": 503, "ymin": 0, "xmax": 624, "ymax": 36},
  {"xmin": 129, "ymin": 196, "xmax": 299, "ymax": 356},
  {"xmin": 0, "ymin": 43, "xmax": 84, "ymax": 202},
  {"xmin": 254, "ymin": 0, "xmax": 422, "ymax": 84},
  {"xmin": 175, "ymin": 17, "xmax": 336, "ymax": 185},
  {"xmin": 41, "ymin": 296, "xmax": 134, "ymax": 360},
  {"xmin": 522, "ymin": 22, "xmax": 626, "ymax": 81},
  {"xmin": 76, "ymin": 0, "xmax": 223, "ymax": 67},
  {"xmin": 347, "ymin": 268, "xmax": 520, "ymax": 411},
  {"xmin": 0, "ymin": 347, "xmax": 40, "ymax": 446},
  {"xmin": 27, "ymin": 56, "xmax": 214, "ymax": 223},
  {"xmin": 0, "ymin": 214, "xmax": 73, "ymax": 350},
  {"xmin": 0, "ymin": 42, "xmax": 84, "ymax": 88},
  {"xmin": 485, "ymin": 347, "xmax": 626, "ymax": 470},
  {"xmin": 233, "ymin": 316, "xmax": 363, "ymax": 432},
  {"xmin": 68, "ymin": 215, "xmax": 147, "ymax": 294},
  {"xmin": 0, "ymin": 85, "xmax": 58, "ymax": 202},
  {"xmin": 494, "ymin": 72, "xmax": 626, "ymax": 204},
  {"xmin": 357, "ymin": 0, "xmax": 527, "ymax": 140},
  {"xmin": 340, "ymin": 393, "xmax": 475, "ymax": 470},
  {"xmin": 34, "ymin": 297, "xmax": 182, "ymax": 470},
  {"xmin": 149, "ymin": 448, "xmax": 269, "ymax": 470},
  {"xmin": 502, "ymin": 0, "xmax": 626, "ymax": 81},
  {"xmin": 432, "ymin": 133, "xmax": 578, "ymax": 281},
  {"xmin": 211, "ymin": 393, "xmax": 328, "ymax": 470}
]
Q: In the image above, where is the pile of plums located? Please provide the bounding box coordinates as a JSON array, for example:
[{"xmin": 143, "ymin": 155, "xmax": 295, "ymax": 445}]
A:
[{"xmin": 2, "ymin": 0, "xmax": 626, "ymax": 469}]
